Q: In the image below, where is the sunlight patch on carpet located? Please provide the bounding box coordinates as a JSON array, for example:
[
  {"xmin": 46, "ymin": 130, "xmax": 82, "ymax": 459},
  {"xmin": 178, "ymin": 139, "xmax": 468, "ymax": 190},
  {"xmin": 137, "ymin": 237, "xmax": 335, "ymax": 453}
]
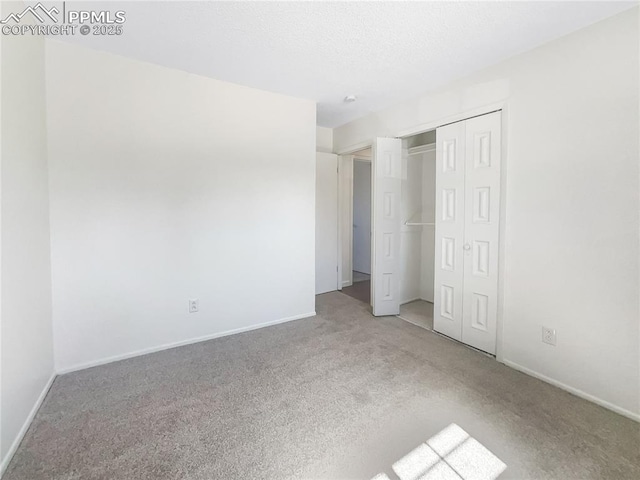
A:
[{"xmin": 372, "ymin": 423, "xmax": 506, "ymax": 480}]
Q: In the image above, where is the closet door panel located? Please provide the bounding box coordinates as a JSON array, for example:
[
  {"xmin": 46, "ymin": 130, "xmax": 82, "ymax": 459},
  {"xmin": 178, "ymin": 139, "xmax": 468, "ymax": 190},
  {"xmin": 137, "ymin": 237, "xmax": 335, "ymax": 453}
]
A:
[
  {"xmin": 462, "ymin": 112, "xmax": 501, "ymax": 354},
  {"xmin": 434, "ymin": 122, "xmax": 466, "ymax": 341},
  {"xmin": 372, "ymin": 137, "xmax": 403, "ymax": 316}
]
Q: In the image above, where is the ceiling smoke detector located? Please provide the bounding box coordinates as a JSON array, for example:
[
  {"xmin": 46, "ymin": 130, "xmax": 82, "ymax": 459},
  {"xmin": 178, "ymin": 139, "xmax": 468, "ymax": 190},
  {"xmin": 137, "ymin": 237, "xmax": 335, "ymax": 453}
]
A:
[{"xmin": 344, "ymin": 95, "xmax": 357, "ymax": 103}]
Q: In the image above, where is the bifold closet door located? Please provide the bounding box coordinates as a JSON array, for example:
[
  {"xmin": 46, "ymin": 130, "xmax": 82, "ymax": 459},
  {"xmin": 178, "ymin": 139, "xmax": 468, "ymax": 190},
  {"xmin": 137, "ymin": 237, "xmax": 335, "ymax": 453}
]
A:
[
  {"xmin": 433, "ymin": 122, "xmax": 466, "ymax": 341},
  {"xmin": 461, "ymin": 113, "xmax": 501, "ymax": 354},
  {"xmin": 434, "ymin": 111, "xmax": 501, "ymax": 354},
  {"xmin": 372, "ymin": 137, "xmax": 402, "ymax": 316}
]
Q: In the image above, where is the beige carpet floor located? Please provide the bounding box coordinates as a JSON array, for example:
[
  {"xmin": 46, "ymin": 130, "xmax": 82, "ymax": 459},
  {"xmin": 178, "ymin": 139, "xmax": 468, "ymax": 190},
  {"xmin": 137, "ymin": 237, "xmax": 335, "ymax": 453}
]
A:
[
  {"xmin": 4, "ymin": 292, "xmax": 639, "ymax": 479},
  {"xmin": 398, "ymin": 300, "xmax": 434, "ymax": 331},
  {"xmin": 341, "ymin": 279, "xmax": 371, "ymax": 305}
]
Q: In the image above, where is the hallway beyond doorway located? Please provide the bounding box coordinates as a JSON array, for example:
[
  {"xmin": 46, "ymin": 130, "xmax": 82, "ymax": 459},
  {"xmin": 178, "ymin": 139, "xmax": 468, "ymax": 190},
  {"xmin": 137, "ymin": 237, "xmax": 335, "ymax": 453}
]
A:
[
  {"xmin": 352, "ymin": 271, "xmax": 370, "ymax": 283},
  {"xmin": 341, "ymin": 272, "xmax": 370, "ymax": 305}
]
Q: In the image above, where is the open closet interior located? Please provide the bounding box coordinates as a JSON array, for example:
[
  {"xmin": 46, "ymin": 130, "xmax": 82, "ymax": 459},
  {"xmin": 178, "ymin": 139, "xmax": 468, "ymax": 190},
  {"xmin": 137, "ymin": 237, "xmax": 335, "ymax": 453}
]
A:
[{"xmin": 398, "ymin": 130, "xmax": 437, "ymax": 330}]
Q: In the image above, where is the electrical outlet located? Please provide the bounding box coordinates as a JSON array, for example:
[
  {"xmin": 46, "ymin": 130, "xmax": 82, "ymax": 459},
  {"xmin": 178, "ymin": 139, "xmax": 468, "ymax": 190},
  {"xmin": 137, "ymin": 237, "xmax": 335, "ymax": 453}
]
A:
[
  {"xmin": 189, "ymin": 298, "xmax": 199, "ymax": 313},
  {"xmin": 542, "ymin": 327, "xmax": 556, "ymax": 346}
]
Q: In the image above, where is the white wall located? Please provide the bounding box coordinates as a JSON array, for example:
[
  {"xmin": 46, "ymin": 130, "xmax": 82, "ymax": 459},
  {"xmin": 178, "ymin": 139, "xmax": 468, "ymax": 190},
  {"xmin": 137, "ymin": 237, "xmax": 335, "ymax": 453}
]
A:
[
  {"xmin": 334, "ymin": 9, "xmax": 639, "ymax": 418},
  {"xmin": 316, "ymin": 126, "xmax": 333, "ymax": 153},
  {"xmin": 1, "ymin": 2, "xmax": 55, "ymax": 470},
  {"xmin": 46, "ymin": 41, "xmax": 317, "ymax": 372},
  {"xmin": 352, "ymin": 161, "xmax": 371, "ymax": 274}
]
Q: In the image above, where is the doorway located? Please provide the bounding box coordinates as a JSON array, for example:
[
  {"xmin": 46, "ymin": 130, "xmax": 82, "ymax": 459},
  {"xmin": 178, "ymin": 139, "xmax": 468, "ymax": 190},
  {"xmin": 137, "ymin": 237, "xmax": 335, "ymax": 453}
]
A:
[{"xmin": 340, "ymin": 148, "xmax": 373, "ymax": 305}]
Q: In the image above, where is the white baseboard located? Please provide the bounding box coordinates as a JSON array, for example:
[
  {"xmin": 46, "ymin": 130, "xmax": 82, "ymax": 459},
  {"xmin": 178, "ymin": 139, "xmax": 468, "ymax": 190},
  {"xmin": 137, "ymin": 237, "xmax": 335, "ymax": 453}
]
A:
[
  {"xmin": 342, "ymin": 280, "xmax": 352, "ymax": 287},
  {"xmin": 1, "ymin": 312, "xmax": 317, "ymax": 476},
  {"xmin": 400, "ymin": 297, "xmax": 421, "ymax": 305},
  {"xmin": 57, "ymin": 311, "xmax": 317, "ymax": 375},
  {"xmin": 400, "ymin": 297, "xmax": 434, "ymax": 306},
  {"xmin": 0, "ymin": 372, "xmax": 56, "ymax": 477},
  {"xmin": 502, "ymin": 359, "xmax": 640, "ymax": 423},
  {"xmin": 397, "ymin": 315, "xmax": 431, "ymax": 331}
]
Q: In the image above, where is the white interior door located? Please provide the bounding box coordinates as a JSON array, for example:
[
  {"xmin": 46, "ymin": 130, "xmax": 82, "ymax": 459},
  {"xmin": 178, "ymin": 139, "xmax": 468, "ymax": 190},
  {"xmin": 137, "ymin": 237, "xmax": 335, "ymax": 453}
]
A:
[
  {"xmin": 461, "ymin": 112, "xmax": 501, "ymax": 354},
  {"xmin": 372, "ymin": 138, "xmax": 402, "ymax": 316},
  {"xmin": 315, "ymin": 152, "xmax": 338, "ymax": 294},
  {"xmin": 434, "ymin": 122, "xmax": 466, "ymax": 340}
]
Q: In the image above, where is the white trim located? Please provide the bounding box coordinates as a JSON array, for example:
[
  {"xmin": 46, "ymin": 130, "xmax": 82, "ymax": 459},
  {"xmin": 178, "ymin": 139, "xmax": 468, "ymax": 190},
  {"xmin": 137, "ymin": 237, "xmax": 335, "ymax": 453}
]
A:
[
  {"xmin": 336, "ymin": 154, "xmax": 343, "ymax": 291},
  {"xmin": 370, "ymin": 142, "xmax": 378, "ymax": 311},
  {"xmin": 494, "ymin": 105, "xmax": 509, "ymax": 363},
  {"xmin": 400, "ymin": 297, "xmax": 422, "ymax": 305},
  {"xmin": 346, "ymin": 157, "xmax": 354, "ymax": 287},
  {"xmin": 396, "ymin": 102, "xmax": 506, "ymax": 138},
  {"xmin": 57, "ymin": 311, "xmax": 316, "ymax": 375},
  {"xmin": 1, "ymin": 372, "xmax": 56, "ymax": 477},
  {"xmin": 399, "ymin": 297, "xmax": 433, "ymax": 305},
  {"xmin": 502, "ymin": 359, "xmax": 640, "ymax": 423},
  {"xmin": 397, "ymin": 314, "xmax": 432, "ymax": 331},
  {"xmin": 338, "ymin": 155, "xmax": 355, "ymax": 289},
  {"xmin": 337, "ymin": 141, "xmax": 373, "ymax": 156}
]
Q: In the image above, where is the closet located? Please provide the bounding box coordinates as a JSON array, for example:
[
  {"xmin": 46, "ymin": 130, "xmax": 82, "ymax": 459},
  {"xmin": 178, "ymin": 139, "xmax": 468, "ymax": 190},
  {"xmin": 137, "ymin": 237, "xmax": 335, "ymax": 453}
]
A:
[
  {"xmin": 398, "ymin": 132, "xmax": 437, "ymax": 330},
  {"xmin": 433, "ymin": 111, "xmax": 501, "ymax": 355},
  {"xmin": 376, "ymin": 111, "xmax": 502, "ymax": 355}
]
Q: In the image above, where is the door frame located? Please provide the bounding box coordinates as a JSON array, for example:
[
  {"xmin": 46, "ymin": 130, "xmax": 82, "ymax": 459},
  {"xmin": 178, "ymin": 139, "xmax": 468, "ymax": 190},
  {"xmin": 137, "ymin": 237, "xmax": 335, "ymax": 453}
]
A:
[
  {"xmin": 336, "ymin": 102, "xmax": 508, "ymax": 362},
  {"xmin": 352, "ymin": 157, "xmax": 372, "ymax": 277},
  {"xmin": 337, "ymin": 147, "xmax": 373, "ymax": 295}
]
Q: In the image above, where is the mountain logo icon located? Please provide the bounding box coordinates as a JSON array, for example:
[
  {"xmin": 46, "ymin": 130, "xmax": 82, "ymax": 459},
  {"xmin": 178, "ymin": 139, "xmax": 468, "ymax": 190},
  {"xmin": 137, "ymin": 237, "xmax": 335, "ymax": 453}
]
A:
[{"xmin": 0, "ymin": 2, "xmax": 60, "ymax": 24}]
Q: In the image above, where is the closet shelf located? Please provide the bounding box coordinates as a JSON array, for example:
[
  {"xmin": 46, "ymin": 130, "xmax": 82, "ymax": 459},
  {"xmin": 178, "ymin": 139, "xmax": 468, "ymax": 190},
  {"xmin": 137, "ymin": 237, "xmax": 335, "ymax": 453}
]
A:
[
  {"xmin": 404, "ymin": 211, "xmax": 435, "ymax": 226},
  {"xmin": 407, "ymin": 143, "xmax": 436, "ymax": 156}
]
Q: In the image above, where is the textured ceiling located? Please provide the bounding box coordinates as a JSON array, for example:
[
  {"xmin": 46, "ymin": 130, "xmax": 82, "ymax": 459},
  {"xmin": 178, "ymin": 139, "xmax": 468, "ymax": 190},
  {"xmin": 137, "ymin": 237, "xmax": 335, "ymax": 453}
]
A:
[{"xmin": 59, "ymin": 1, "xmax": 635, "ymax": 127}]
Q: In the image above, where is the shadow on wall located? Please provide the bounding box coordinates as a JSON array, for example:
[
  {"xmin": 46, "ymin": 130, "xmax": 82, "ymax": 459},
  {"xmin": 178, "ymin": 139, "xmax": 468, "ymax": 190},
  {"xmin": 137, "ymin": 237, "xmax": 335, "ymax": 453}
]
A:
[{"xmin": 371, "ymin": 423, "xmax": 506, "ymax": 480}]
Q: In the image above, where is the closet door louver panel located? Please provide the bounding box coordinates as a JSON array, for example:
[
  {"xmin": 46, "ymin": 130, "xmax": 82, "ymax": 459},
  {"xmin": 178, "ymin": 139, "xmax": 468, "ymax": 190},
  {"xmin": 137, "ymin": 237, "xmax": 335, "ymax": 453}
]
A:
[
  {"xmin": 371, "ymin": 137, "xmax": 403, "ymax": 316},
  {"xmin": 433, "ymin": 122, "xmax": 466, "ymax": 341},
  {"xmin": 461, "ymin": 112, "xmax": 501, "ymax": 355}
]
